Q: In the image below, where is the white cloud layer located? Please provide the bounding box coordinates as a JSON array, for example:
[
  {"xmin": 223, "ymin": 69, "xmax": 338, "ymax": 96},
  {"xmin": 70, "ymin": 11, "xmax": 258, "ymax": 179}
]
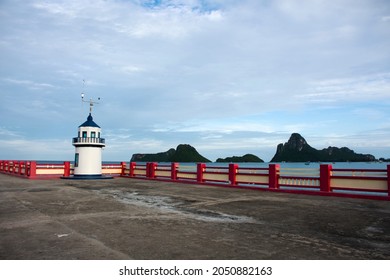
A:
[{"xmin": 1, "ymin": 0, "xmax": 390, "ymax": 161}]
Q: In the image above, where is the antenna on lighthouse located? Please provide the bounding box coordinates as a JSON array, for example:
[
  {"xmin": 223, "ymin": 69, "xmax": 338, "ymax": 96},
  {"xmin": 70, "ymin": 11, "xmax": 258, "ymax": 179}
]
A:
[{"xmin": 80, "ymin": 80, "xmax": 100, "ymax": 113}]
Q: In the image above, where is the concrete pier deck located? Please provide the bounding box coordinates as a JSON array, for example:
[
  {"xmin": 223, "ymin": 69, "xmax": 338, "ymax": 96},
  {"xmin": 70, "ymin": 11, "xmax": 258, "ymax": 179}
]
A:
[{"xmin": 0, "ymin": 173, "xmax": 389, "ymax": 259}]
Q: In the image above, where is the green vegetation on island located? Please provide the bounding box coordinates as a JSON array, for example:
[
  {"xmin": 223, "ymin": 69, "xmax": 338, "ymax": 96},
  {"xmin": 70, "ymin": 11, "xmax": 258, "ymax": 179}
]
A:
[
  {"xmin": 131, "ymin": 144, "xmax": 211, "ymax": 163},
  {"xmin": 216, "ymin": 154, "xmax": 264, "ymax": 163},
  {"xmin": 271, "ymin": 133, "xmax": 376, "ymax": 162},
  {"xmin": 131, "ymin": 133, "xmax": 380, "ymax": 163}
]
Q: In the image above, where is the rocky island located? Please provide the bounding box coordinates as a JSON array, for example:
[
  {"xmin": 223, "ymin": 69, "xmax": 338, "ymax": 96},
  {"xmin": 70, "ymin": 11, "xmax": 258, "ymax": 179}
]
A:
[
  {"xmin": 271, "ymin": 133, "xmax": 376, "ymax": 162},
  {"xmin": 216, "ymin": 154, "xmax": 264, "ymax": 163},
  {"xmin": 131, "ymin": 133, "xmax": 378, "ymax": 163},
  {"xmin": 131, "ymin": 144, "xmax": 211, "ymax": 162}
]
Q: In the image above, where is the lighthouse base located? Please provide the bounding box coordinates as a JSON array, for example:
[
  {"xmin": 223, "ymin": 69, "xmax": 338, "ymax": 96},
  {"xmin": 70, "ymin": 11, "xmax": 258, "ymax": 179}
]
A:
[{"xmin": 61, "ymin": 174, "xmax": 113, "ymax": 180}]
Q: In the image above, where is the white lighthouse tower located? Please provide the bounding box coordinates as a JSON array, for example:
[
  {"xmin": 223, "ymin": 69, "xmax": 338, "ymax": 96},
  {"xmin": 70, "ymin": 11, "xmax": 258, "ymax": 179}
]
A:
[{"xmin": 70, "ymin": 95, "xmax": 111, "ymax": 179}]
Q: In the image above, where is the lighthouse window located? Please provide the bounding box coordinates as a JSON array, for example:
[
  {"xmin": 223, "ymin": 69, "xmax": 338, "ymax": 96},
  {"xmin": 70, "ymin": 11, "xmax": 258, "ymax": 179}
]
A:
[
  {"xmin": 91, "ymin": 131, "xmax": 96, "ymax": 138},
  {"xmin": 74, "ymin": 153, "xmax": 79, "ymax": 167},
  {"xmin": 98, "ymin": 132, "xmax": 101, "ymax": 138},
  {"xmin": 82, "ymin": 131, "xmax": 87, "ymax": 138}
]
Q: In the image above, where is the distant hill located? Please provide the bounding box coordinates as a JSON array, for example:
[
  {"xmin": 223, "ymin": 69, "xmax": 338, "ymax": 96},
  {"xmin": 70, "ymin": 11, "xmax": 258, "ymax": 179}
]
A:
[
  {"xmin": 131, "ymin": 144, "xmax": 211, "ymax": 163},
  {"xmin": 271, "ymin": 133, "xmax": 376, "ymax": 162},
  {"xmin": 216, "ymin": 154, "xmax": 264, "ymax": 163},
  {"xmin": 130, "ymin": 148, "xmax": 176, "ymax": 162}
]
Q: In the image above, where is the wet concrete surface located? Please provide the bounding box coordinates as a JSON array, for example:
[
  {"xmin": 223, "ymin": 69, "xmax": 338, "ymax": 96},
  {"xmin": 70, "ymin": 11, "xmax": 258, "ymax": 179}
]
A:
[{"xmin": 0, "ymin": 173, "xmax": 389, "ymax": 259}]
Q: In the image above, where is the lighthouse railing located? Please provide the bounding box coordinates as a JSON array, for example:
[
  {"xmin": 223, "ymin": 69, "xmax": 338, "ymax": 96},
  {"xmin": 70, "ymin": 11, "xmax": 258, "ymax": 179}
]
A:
[{"xmin": 72, "ymin": 137, "xmax": 105, "ymax": 144}]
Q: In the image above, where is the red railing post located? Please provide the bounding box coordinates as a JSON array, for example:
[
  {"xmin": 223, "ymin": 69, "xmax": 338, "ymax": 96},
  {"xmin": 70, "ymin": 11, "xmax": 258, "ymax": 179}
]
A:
[
  {"xmin": 9, "ymin": 161, "xmax": 13, "ymax": 173},
  {"xmin": 229, "ymin": 164, "xmax": 238, "ymax": 186},
  {"xmin": 19, "ymin": 161, "xmax": 24, "ymax": 176},
  {"xmin": 171, "ymin": 162, "xmax": 178, "ymax": 180},
  {"xmin": 387, "ymin": 165, "xmax": 390, "ymax": 197},
  {"xmin": 130, "ymin": 162, "xmax": 136, "ymax": 177},
  {"xmin": 28, "ymin": 161, "xmax": 37, "ymax": 178},
  {"xmin": 120, "ymin": 161, "xmax": 126, "ymax": 176},
  {"xmin": 18, "ymin": 161, "xmax": 22, "ymax": 174},
  {"xmin": 269, "ymin": 164, "xmax": 280, "ymax": 189},
  {"xmin": 24, "ymin": 161, "xmax": 28, "ymax": 176},
  {"xmin": 14, "ymin": 161, "xmax": 18, "ymax": 174},
  {"xmin": 197, "ymin": 163, "xmax": 206, "ymax": 183},
  {"xmin": 148, "ymin": 162, "xmax": 157, "ymax": 179},
  {"xmin": 146, "ymin": 163, "xmax": 150, "ymax": 177},
  {"xmin": 320, "ymin": 164, "xmax": 332, "ymax": 193},
  {"xmin": 63, "ymin": 161, "xmax": 70, "ymax": 177}
]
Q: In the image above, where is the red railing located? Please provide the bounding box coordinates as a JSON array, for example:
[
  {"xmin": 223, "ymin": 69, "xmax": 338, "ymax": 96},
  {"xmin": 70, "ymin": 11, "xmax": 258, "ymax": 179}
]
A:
[
  {"xmin": 0, "ymin": 160, "xmax": 125, "ymax": 179},
  {"xmin": 2, "ymin": 160, "xmax": 389, "ymax": 200},
  {"xmin": 121, "ymin": 162, "xmax": 390, "ymax": 200},
  {"xmin": 0, "ymin": 160, "xmax": 40, "ymax": 178}
]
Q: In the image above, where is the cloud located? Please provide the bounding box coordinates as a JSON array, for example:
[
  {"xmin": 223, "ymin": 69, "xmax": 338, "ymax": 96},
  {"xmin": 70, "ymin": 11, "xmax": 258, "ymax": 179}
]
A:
[
  {"xmin": 0, "ymin": 127, "xmax": 22, "ymax": 138},
  {"xmin": 1, "ymin": 0, "xmax": 390, "ymax": 161},
  {"xmin": 120, "ymin": 65, "xmax": 145, "ymax": 74},
  {"xmin": 0, "ymin": 138, "xmax": 73, "ymax": 160},
  {"xmin": 297, "ymin": 73, "xmax": 390, "ymax": 104},
  {"xmin": 2, "ymin": 78, "xmax": 56, "ymax": 90}
]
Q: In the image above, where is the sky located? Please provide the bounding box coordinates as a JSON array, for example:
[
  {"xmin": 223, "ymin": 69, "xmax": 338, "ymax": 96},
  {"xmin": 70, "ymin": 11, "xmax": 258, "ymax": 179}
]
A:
[{"xmin": 0, "ymin": 0, "xmax": 390, "ymax": 162}]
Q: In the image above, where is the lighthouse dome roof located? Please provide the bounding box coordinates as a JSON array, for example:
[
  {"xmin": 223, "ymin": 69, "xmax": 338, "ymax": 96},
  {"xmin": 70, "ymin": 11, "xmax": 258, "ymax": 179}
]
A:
[{"xmin": 79, "ymin": 113, "xmax": 100, "ymax": 128}]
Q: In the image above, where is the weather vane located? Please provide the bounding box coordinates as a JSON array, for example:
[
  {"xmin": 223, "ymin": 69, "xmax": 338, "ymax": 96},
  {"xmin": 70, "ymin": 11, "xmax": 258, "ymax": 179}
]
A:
[{"xmin": 81, "ymin": 79, "xmax": 100, "ymax": 113}]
